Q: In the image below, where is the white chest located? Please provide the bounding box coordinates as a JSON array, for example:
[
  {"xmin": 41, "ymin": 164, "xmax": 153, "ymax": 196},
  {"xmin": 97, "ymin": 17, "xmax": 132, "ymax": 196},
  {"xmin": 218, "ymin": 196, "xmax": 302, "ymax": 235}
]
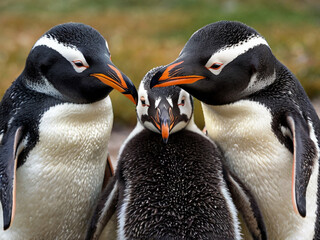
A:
[
  {"xmin": 0, "ymin": 97, "xmax": 113, "ymax": 239},
  {"xmin": 202, "ymin": 100, "xmax": 318, "ymax": 240}
]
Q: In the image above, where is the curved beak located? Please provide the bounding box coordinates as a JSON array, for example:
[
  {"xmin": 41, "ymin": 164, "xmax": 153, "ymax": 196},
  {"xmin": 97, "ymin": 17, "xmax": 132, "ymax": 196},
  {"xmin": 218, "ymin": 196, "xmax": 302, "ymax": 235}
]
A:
[
  {"xmin": 151, "ymin": 103, "xmax": 176, "ymax": 144},
  {"xmin": 160, "ymin": 109, "xmax": 171, "ymax": 144},
  {"xmin": 150, "ymin": 61, "xmax": 206, "ymax": 89},
  {"xmin": 91, "ymin": 64, "xmax": 138, "ymax": 104}
]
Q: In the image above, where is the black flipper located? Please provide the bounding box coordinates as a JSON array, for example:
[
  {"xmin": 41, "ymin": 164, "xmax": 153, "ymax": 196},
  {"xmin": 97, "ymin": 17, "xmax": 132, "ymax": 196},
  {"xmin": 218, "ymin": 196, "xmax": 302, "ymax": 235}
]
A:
[
  {"xmin": 286, "ymin": 113, "xmax": 318, "ymax": 217},
  {"xmin": 0, "ymin": 126, "xmax": 24, "ymax": 230},
  {"xmin": 224, "ymin": 169, "xmax": 267, "ymax": 240},
  {"xmin": 86, "ymin": 177, "xmax": 118, "ymax": 240},
  {"xmin": 102, "ymin": 154, "xmax": 114, "ymax": 190}
]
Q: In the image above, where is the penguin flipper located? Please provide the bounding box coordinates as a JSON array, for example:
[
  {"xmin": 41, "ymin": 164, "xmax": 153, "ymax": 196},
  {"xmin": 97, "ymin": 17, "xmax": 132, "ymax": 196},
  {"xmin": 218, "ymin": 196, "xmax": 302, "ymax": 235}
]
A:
[
  {"xmin": 224, "ymin": 169, "xmax": 267, "ymax": 240},
  {"xmin": 286, "ymin": 113, "xmax": 318, "ymax": 217},
  {"xmin": 0, "ymin": 125, "xmax": 24, "ymax": 230},
  {"xmin": 102, "ymin": 154, "xmax": 114, "ymax": 190},
  {"xmin": 86, "ymin": 177, "xmax": 118, "ymax": 240}
]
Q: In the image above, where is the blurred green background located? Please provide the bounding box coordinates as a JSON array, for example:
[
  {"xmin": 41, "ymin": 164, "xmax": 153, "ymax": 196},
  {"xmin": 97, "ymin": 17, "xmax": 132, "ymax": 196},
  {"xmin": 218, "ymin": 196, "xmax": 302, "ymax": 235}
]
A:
[{"xmin": 0, "ymin": 0, "xmax": 319, "ymax": 128}]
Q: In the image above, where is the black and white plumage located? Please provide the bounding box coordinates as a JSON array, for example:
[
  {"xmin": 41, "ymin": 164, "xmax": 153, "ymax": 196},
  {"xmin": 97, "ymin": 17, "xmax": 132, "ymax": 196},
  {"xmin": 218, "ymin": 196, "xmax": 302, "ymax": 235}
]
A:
[
  {"xmin": 150, "ymin": 21, "xmax": 320, "ymax": 239},
  {"xmin": 87, "ymin": 67, "xmax": 267, "ymax": 240},
  {"xmin": 0, "ymin": 23, "xmax": 137, "ymax": 239}
]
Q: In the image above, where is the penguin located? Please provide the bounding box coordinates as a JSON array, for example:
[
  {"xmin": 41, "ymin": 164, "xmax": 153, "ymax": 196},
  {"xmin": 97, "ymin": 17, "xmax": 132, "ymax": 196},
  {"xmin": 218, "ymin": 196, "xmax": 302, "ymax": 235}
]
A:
[
  {"xmin": 150, "ymin": 21, "xmax": 320, "ymax": 239},
  {"xmin": 86, "ymin": 67, "xmax": 267, "ymax": 240},
  {"xmin": 0, "ymin": 22, "xmax": 137, "ymax": 239}
]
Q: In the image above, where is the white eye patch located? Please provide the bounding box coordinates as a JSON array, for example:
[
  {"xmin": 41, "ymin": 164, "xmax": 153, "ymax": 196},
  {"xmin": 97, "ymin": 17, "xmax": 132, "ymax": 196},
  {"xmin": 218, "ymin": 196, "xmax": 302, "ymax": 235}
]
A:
[
  {"xmin": 205, "ymin": 35, "xmax": 269, "ymax": 75},
  {"xmin": 136, "ymin": 83, "xmax": 151, "ymax": 118},
  {"xmin": 177, "ymin": 89, "xmax": 192, "ymax": 117},
  {"xmin": 33, "ymin": 35, "xmax": 89, "ymax": 73}
]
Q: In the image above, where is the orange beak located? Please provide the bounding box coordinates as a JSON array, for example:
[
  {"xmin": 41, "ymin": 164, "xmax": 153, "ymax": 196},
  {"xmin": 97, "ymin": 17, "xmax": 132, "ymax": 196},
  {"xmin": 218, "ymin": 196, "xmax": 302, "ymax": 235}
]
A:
[
  {"xmin": 150, "ymin": 61, "xmax": 206, "ymax": 88},
  {"xmin": 161, "ymin": 121, "xmax": 170, "ymax": 144},
  {"xmin": 151, "ymin": 106, "xmax": 176, "ymax": 144},
  {"xmin": 91, "ymin": 64, "xmax": 137, "ymax": 104}
]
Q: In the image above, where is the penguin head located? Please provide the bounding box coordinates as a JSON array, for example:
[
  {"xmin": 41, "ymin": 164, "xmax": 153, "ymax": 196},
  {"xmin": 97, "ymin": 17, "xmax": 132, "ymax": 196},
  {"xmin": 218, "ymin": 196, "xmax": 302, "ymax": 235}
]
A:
[
  {"xmin": 150, "ymin": 21, "xmax": 276, "ymax": 105},
  {"xmin": 22, "ymin": 22, "xmax": 137, "ymax": 104},
  {"xmin": 137, "ymin": 67, "xmax": 193, "ymax": 143}
]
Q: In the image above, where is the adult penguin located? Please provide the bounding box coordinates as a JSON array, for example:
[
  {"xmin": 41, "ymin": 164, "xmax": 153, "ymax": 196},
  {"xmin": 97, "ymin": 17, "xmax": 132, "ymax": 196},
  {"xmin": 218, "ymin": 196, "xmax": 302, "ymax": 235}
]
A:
[
  {"xmin": 0, "ymin": 22, "xmax": 137, "ymax": 239},
  {"xmin": 150, "ymin": 21, "xmax": 320, "ymax": 239}
]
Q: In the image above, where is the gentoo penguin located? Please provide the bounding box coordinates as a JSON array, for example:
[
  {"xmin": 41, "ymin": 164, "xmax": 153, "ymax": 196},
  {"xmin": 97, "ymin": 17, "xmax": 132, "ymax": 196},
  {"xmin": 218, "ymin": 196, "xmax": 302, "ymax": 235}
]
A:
[
  {"xmin": 150, "ymin": 21, "xmax": 320, "ymax": 239},
  {"xmin": 0, "ymin": 22, "xmax": 137, "ymax": 239},
  {"xmin": 86, "ymin": 67, "xmax": 267, "ymax": 240}
]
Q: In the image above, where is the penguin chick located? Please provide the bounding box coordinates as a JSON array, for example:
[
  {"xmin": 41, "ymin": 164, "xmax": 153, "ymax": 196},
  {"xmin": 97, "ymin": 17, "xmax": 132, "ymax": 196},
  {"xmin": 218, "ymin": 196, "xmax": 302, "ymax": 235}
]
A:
[
  {"xmin": 150, "ymin": 20, "xmax": 320, "ymax": 239},
  {"xmin": 0, "ymin": 22, "xmax": 137, "ymax": 239},
  {"xmin": 86, "ymin": 67, "xmax": 267, "ymax": 240}
]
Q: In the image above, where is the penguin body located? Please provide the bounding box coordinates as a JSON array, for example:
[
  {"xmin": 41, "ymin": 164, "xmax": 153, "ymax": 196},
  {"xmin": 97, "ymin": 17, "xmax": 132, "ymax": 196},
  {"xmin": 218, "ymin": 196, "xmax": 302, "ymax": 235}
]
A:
[
  {"xmin": 87, "ymin": 67, "xmax": 266, "ymax": 240},
  {"xmin": 150, "ymin": 21, "xmax": 320, "ymax": 239},
  {"xmin": 117, "ymin": 126, "xmax": 239, "ymax": 240},
  {"xmin": 202, "ymin": 100, "xmax": 318, "ymax": 239},
  {"xmin": 1, "ymin": 94, "xmax": 113, "ymax": 239},
  {"xmin": 0, "ymin": 23, "xmax": 137, "ymax": 239}
]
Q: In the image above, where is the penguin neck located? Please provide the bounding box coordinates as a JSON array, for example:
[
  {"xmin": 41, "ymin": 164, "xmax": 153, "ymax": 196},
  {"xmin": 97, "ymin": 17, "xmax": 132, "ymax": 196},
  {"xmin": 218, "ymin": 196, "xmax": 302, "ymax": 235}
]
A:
[
  {"xmin": 184, "ymin": 115, "xmax": 204, "ymax": 135},
  {"xmin": 271, "ymin": 59, "xmax": 301, "ymax": 94},
  {"xmin": 5, "ymin": 75, "xmax": 62, "ymax": 107},
  {"xmin": 21, "ymin": 74, "xmax": 66, "ymax": 102},
  {"xmin": 201, "ymin": 100, "xmax": 274, "ymax": 155}
]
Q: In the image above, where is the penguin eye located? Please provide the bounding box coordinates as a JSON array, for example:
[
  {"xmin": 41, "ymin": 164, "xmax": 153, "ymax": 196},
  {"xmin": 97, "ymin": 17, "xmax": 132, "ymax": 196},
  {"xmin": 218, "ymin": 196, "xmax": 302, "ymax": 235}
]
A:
[
  {"xmin": 178, "ymin": 96, "xmax": 186, "ymax": 106},
  {"xmin": 210, "ymin": 62, "xmax": 223, "ymax": 70},
  {"xmin": 72, "ymin": 60, "xmax": 88, "ymax": 68},
  {"xmin": 140, "ymin": 96, "xmax": 149, "ymax": 107}
]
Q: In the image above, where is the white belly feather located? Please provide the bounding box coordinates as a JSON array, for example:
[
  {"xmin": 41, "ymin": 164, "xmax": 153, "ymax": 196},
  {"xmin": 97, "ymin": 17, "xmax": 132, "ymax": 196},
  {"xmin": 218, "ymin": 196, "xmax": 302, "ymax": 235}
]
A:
[
  {"xmin": 202, "ymin": 100, "xmax": 318, "ymax": 240},
  {"xmin": 0, "ymin": 97, "xmax": 113, "ymax": 239}
]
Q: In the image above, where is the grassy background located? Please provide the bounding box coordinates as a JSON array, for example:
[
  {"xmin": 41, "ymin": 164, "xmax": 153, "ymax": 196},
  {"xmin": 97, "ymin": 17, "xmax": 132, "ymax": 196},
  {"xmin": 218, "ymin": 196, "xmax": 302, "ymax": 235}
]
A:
[{"xmin": 0, "ymin": 0, "xmax": 319, "ymax": 128}]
